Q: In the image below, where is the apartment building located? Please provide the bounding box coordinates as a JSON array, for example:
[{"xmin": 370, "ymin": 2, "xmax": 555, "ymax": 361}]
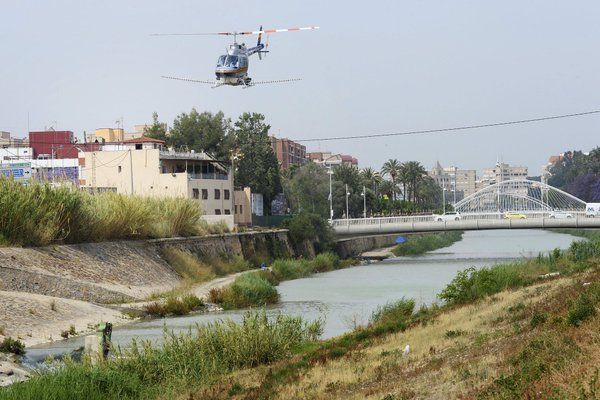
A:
[
  {"xmin": 479, "ymin": 162, "xmax": 528, "ymax": 188},
  {"xmin": 270, "ymin": 137, "xmax": 307, "ymax": 169},
  {"xmin": 307, "ymin": 152, "xmax": 359, "ymax": 167},
  {"xmin": 429, "ymin": 162, "xmax": 477, "ymax": 202}
]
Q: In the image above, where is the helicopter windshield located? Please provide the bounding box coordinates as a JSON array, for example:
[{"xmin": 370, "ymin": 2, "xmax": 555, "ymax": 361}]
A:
[
  {"xmin": 216, "ymin": 55, "xmax": 226, "ymax": 67},
  {"xmin": 225, "ymin": 55, "xmax": 239, "ymax": 68}
]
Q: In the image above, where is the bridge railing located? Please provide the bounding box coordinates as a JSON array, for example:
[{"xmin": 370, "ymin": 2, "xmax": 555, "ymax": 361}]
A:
[{"xmin": 330, "ymin": 211, "xmax": 587, "ymax": 227}]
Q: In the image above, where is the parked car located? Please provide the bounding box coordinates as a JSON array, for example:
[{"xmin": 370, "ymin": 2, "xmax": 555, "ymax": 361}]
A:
[
  {"xmin": 433, "ymin": 212, "xmax": 462, "ymax": 222},
  {"xmin": 586, "ymin": 203, "xmax": 600, "ymax": 218},
  {"xmin": 549, "ymin": 211, "xmax": 573, "ymax": 219},
  {"xmin": 504, "ymin": 212, "xmax": 527, "ymax": 220}
]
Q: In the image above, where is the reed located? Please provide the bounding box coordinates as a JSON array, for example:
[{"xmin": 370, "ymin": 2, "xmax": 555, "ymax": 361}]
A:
[
  {"xmin": 0, "ymin": 311, "xmax": 322, "ymax": 400},
  {"xmin": 0, "ymin": 177, "xmax": 227, "ymax": 246}
]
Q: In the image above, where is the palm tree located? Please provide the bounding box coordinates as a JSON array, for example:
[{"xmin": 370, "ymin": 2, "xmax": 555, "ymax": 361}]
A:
[
  {"xmin": 360, "ymin": 167, "xmax": 382, "ymax": 192},
  {"xmin": 381, "ymin": 159, "xmax": 401, "ymax": 199},
  {"xmin": 403, "ymin": 161, "xmax": 427, "ymax": 203}
]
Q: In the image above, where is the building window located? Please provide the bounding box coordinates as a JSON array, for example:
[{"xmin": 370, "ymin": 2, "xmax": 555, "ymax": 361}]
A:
[
  {"xmin": 224, "ymin": 189, "xmax": 230, "ymax": 200},
  {"xmin": 214, "ymin": 189, "xmax": 220, "ymax": 200},
  {"xmin": 202, "ymin": 189, "xmax": 208, "ymax": 200},
  {"xmin": 239, "ymin": 205, "xmax": 243, "ymax": 214},
  {"xmin": 235, "ymin": 205, "xmax": 238, "ymax": 214},
  {"xmin": 192, "ymin": 188, "xmax": 199, "ymax": 199},
  {"xmin": 118, "ymin": 166, "xmax": 122, "ymax": 173},
  {"xmin": 224, "ymin": 209, "xmax": 231, "ymax": 215},
  {"xmin": 135, "ymin": 144, "xmax": 142, "ymax": 150},
  {"xmin": 215, "ymin": 209, "xmax": 222, "ymax": 215}
]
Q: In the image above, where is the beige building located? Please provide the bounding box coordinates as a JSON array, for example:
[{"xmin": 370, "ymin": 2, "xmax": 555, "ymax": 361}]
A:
[
  {"xmin": 478, "ymin": 162, "xmax": 528, "ymax": 188},
  {"xmin": 307, "ymin": 152, "xmax": 358, "ymax": 167},
  {"xmin": 429, "ymin": 162, "xmax": 477, "ymax": 202},
  {"xmin": 234, "ymin": 187, "xmax": 252, "ymax": 226},
  {"xmin": 87, "ymin": 128, "xmax": 125, "ymax": 143},
  {"xmin": 0, "ymin": 131, "xmax": 28, "ymax": 148},
  {"xmin": 79, "ymin": 137, "xmax": 235, "ymax": 216}
]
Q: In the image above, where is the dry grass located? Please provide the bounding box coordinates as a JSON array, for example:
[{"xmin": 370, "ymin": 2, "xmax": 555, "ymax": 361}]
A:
[{"xmin": 184, "ymin": 272, "xmax": 600, "ymax": 400}]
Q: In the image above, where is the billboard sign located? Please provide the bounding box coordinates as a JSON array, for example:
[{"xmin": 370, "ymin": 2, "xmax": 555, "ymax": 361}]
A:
[{"xmin": 0, "ymin": 162, "xmax": 32, "ymax": 181}]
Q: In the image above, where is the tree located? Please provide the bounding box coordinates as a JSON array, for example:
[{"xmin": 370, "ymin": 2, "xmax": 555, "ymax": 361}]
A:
[
  {"xmin": 403, "ymin": 161, "xmax": 427, "ymax": 202},
  {"xmin": 548, "ymin": 147, "xmax": 600, "ymax": 202},
  {"xmin": 381, "ymin": 159, "xmax": 401, "ymax": 199},
  {"xmin": 168, "ymin": 109, "xmax": 233, "ymax": 159},
  {"xmin": 233, "ymin": 113, "xmax": 281, "ymax": 213},
  {"xmin": 144, "ymin": 112, "xmax": 168, "ymax": 142},
  {"xmin": 360, "ymin": 167, "xmax": 382, "ymax": 193},
  {"xmin": 282, "ymin": 162, "xmax": 330, "ymax": 217}
]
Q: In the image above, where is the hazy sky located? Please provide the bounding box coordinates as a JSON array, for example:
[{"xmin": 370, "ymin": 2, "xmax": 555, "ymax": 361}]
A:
[{"xmin": 1, "ymin": 1, "xmax": 599, "ymax": 174}]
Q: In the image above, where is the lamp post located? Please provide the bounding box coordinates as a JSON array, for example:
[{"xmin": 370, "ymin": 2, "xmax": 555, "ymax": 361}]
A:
[
  {"xmin": 443, "ymin": 187, "xmax": 447, "ymax": 214},
  {"xmin": 361, "ymin": 185, "xmax": 367, "ymax": 218},
  {"xmin": 327, "ymin": 165, "xmax": 333, "ymax": 221},
  {"xmin": 345, "ymin": 184, "xmax": 350, "ymax": 220}
]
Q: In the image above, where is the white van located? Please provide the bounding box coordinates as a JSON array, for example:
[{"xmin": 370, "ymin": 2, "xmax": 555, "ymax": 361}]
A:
[{"xmin": 585, "ymin": 203, "xmax": 600, "ymax": 218}]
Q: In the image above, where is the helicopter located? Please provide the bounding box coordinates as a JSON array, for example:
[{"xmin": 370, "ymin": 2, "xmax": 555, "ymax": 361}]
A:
[{"xmin": 152, "ymin": 26, "xmax": 319, "ymax": 88}]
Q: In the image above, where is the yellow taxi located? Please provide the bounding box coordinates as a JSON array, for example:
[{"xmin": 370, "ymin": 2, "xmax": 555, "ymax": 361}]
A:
[{"xmin": 504, "ymin": 211, "xmax": 527, "ymax": 220}]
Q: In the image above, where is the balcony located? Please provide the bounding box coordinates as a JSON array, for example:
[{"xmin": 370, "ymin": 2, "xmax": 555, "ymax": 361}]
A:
[{"xmin": 188, "ymin": 172, "xmax": 229, "ymax": 181}]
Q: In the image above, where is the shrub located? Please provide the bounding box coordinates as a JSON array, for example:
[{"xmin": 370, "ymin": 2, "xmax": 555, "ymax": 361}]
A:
[
  {"xmin": 438, "ymin": 265, "xmax": 527, "ymax": 305},
  {"xmin": 219, "ymin": 273, "xmax": 279, "ymax": 309},
  {"xmin": 143, "ymin": 295, "xmax": 204, "ymax": 317},
  {"xmin": 311, "ymin": 252, "xmax": 340, "ymax": 272},
  {"xmin": 567, "ymin": 294, "xmax": 596, "ymax": 326},
  {"xmin": 282, "ymin": 212, "xmax": 334, "ymax": 254},
  {"xmin": 0, "ymin": 337, "xmax": 25, "ymax": 355},
  {"xmin": 370, "ymin": 298, "xmax": 415, "ymax": 329},
  {"xmin": 271, "ymin": 259, "xmax": 312, "ymax": 280}
]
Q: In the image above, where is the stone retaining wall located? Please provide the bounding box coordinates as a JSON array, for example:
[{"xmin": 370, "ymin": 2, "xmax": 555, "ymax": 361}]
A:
[{"xmin": 334, "ymin": 234, "xmax": 407, "ymax": 259}]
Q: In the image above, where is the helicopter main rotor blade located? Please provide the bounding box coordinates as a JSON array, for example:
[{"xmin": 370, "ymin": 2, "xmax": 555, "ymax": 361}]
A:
[
  {"xmin": 151, "ymin": 26, "xmax": 319, "ymax": 37},
  {"xmin": 161, "ymin": 76, "xmax": 215, "ymax": 84},
  {"xmin": 250, "ymin": 78, "xmax": 302, "ymax": 85}
]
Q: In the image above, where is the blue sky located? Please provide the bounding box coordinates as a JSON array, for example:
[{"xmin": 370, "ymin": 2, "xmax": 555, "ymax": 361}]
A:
[{"xmin": 1, "ymin": 0, "xmax": 599, "ymax": 174}]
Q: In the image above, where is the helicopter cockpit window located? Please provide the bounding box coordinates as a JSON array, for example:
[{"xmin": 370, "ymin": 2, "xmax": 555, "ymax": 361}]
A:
[
  {"xmin": 217, "ymin": 55, "xmax": 226, "ymax": 67},
  {"xmin": 239, "ymin": 57, "xmax": 248, "ymax": 67},
  {"xmin": 225, "ymin": 55, "xmax": 239, "ymax": 68}
]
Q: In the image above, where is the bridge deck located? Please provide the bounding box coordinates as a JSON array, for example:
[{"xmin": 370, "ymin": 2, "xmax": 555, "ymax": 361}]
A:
[{"xmin": 333, "ymin": 215, "xmax": 600, "ymax": 236}]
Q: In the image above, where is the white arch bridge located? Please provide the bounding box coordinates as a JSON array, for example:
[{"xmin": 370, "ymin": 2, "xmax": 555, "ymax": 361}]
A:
[{"xmin": 332, "ymin": 180, "xmax": 600, "ymax": 236}]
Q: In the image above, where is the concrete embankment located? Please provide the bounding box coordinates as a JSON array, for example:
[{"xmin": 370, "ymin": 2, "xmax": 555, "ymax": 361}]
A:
[
  {"xmin": 334, "ymin": 233, "xmax": 404, "ymax": 259},
  {"xmin": 0, "ymin": 230, "xmax": 294, "ymax": 346}
]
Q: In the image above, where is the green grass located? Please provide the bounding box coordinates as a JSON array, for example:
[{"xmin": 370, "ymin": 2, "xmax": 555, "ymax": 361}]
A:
[
  {"xmin": 392, "ymin": 231, "xmax": 463, "ymax": 256},
  {"xmin": 440, "ymin": 238, "xmax": 600, "ymax": 306},
  {"xmin": 0, "ymin": 311, "xmax": 322, "ymax": 400},
  {"xmin": 271, "ymin": 252, "xmax": 342, "ymax": 281},
  {"xmin": 209, "ymin": 272, "xmax": 280, "ymax": 309},
  {"xmin": 0, "ymin": 178, "xmax": 229, "ymax": 246},
  {"xmin": 143, "ymin": 294, "xmax": 205, "ymax": 317},
  {"xmin": 370, "ymin": 298, "xmax": 416, "ymax": 328}
]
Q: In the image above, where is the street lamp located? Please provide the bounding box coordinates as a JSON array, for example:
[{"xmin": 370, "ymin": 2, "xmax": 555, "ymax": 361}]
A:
[
  {"xmin": 345, "ymin": 184, "xmax": 350, "ymax": 220},
  {"xmin": 327, "ymin": 165, "xmax": 334, "ymax": 221},
  {"xmin": 361, "ymin": 185, "xmax": 367, "ymax": 218},
  {"xmin": 442, "ymin": 187, "xmax": 447, "ymax": 214}
]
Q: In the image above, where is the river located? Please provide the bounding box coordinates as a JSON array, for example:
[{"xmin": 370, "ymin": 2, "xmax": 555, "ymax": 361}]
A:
[{"xmin": 25, "ymin": 229, "xmax": 580, "ymax": 363}]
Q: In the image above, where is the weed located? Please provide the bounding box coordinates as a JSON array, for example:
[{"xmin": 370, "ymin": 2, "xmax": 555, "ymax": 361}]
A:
[
  {"xmin": 530, "ymin": 312, "xmax": 548, "ymax": 328},
  {"xmin": 0, "ymin": 337, "xmax": 25, "ymax": 355},
  {"xmin": 50, "ymin": 300, "xmax": 56, "ymax": 311},
  {"xmin": 567, "ymin": 294, "xmax": 596, "ymax": 326},
  {"xmin": 445, "ymin": 329, "xmax": 465, "ymax": 338}
]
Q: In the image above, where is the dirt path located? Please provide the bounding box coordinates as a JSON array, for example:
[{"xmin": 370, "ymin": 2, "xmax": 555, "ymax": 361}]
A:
[{"xmin": 0, "ymin": 290, "xmax": 127, "ymax": 347}]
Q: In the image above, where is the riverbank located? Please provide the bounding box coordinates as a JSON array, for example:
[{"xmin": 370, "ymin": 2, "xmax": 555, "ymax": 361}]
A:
[{"xmin": 2, "ymin": 233, "xmax": 597, "ymax": 399}]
